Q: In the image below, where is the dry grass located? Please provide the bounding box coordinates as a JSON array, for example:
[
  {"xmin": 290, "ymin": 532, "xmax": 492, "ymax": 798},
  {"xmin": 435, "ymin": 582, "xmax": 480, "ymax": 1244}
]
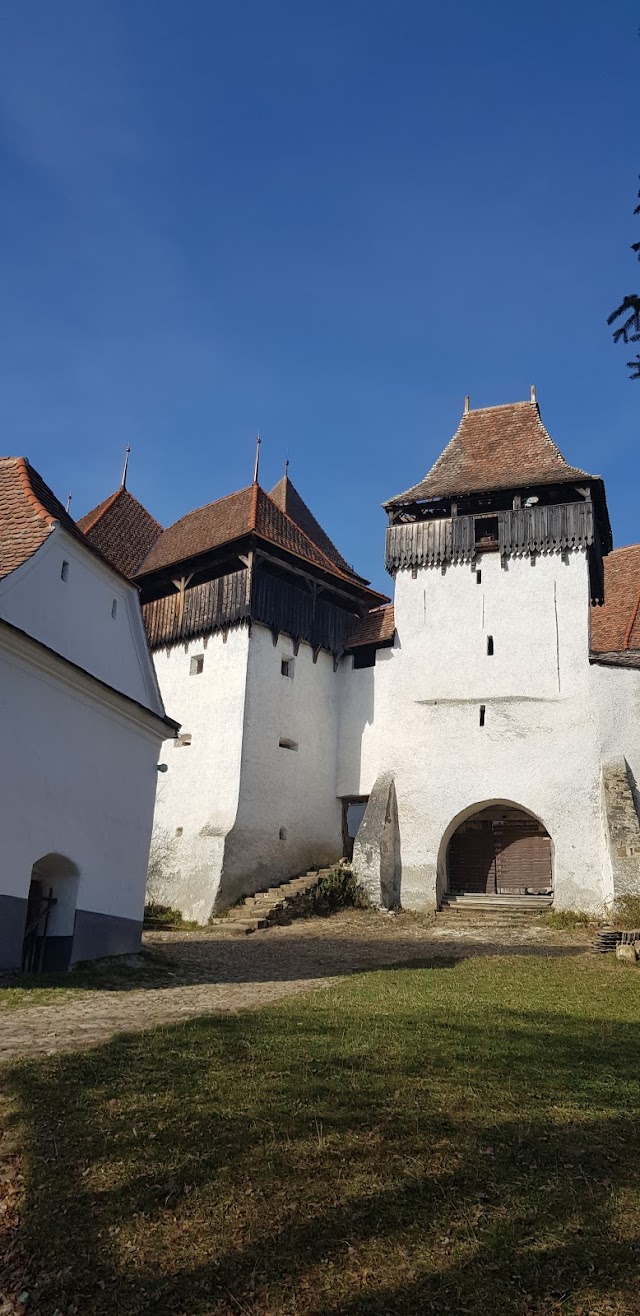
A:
[{"xmin": 3, "ymin": 954, "xmax": 640, "ymax": 1316}]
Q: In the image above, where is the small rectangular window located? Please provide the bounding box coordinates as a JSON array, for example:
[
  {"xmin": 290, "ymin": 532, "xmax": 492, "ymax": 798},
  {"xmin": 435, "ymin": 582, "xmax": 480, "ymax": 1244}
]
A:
[
  {"xmin": 474, "ymin": 517, "xmax": 499, "ymax": 550},
  {"xmin": 487, "ymin": 635, "xmax": 494, "ymax": 656},
  {"xmin": 61, "ymin": 560, "xmax": 69, "ymax": 582},
  {"xmin": 476, "ymin": 569, "xmax": 482, "ymax": 584},
  {"xmin": 174, "ymin": 733, "xmax": 192, "ymax": 748},
  {"xmin": 479, "ymin": 705, "xmax": 486, "ymax": 727},
  {"xmin": 279, "ymin": 737, "xmax": 298, "ymax": 751},
  {"xmin": 111, "ymin": 599, "xmax": 118, "ymax": 619},
  {"xmin": 281, "ymin": 658, "xmax": 294, "ymax": 678},
  {"xmin": 190, "ymin": 654, "xmax": 204, "ymax": 676}
]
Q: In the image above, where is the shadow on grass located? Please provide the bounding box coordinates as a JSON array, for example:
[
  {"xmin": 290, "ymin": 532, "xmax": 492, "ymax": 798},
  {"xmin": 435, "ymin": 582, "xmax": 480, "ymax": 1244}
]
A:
[
  {"xmin": 0, "ymin": 926, "xmax": 589, "ymax": 1000},
  {"xmin": 5, "ymin": 957, "xmax": 640, "ymax": 1315}
]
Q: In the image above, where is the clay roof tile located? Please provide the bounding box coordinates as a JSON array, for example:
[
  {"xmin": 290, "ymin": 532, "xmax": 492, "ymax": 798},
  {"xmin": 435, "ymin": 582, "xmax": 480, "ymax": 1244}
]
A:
[{"xmin": 384, "ymin": 399, "xmax": 595, "ymax": 505}]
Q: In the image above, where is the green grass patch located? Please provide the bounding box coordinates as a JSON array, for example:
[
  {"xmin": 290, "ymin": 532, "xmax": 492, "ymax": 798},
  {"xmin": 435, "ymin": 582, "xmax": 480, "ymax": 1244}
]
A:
[
  {"xmin": 539, "ymin": 909, "xmax": 598, "ymax": 930},
  {"xmin": 6, "ymin": 955, "xmax": 640, "ymax": 1315}
]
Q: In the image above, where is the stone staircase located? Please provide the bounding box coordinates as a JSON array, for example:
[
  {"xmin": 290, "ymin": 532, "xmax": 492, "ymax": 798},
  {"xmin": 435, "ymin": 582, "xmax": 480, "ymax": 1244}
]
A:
[
  {"xmin": 221, "ymin": 868, "xmax": 332, "ymax": 936},
  {"xmin": 437, "ymin": 893, "xmax": 553, "ymax": 927}
]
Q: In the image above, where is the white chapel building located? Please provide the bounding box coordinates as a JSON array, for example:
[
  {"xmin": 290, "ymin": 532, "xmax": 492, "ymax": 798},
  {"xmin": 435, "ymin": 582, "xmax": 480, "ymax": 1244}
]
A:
[
  {"xmin": 0, "ymin": 457, "xmax": 177, "ymax": 971},
  {"xmin": 79, "ymin": 394, "xmax": 640, "ymax": 919}
]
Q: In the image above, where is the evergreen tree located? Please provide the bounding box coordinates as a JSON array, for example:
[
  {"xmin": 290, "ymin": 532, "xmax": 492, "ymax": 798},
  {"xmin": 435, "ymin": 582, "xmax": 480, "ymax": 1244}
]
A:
[{"xmin": 608, "ymin": 180, "xmax": 640, "ymax": 378}]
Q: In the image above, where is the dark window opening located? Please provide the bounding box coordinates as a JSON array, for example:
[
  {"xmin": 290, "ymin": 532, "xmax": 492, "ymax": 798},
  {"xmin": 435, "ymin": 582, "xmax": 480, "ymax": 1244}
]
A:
[
  {"xmin": 474, "ymin": 516, "xmax": 499, "ymax": 550},
  {"xmin": 190, "ymin": 654, "xmax": 204, "ymax": 675},
  {"xmin": 352, "ymin": 645, "xmax": 376, "ymax": 670},
  {"xmin": 279, "ymin": 737, "xmax": 298, "ymax": 751},
  {"xmin": 60, "ymin": 560, "xmax": 69, "ymax": 582},
  {"xmin": 476, "ymin": 569, "xmax": 482, "ymax": 584},
  {"xmin": 479, "ymin": 705, "xmax": 486, "ymax": 727},
  {"xmin": 281, "ymin": 658, "xmax": 294, "ymax": 677},
  {"xmin": 487, "ymin": 635, "xmax": 494, "ymax": 656}
]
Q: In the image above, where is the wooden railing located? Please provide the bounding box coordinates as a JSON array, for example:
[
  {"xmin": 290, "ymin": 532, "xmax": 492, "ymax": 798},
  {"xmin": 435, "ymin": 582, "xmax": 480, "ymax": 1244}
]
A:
[{"xmin": 385, "ymin": 500, "xmax": 595, "ymax": 573}]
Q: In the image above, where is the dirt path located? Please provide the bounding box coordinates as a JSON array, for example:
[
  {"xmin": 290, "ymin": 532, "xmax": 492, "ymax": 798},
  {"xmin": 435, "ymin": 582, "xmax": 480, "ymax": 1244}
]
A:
[{"xmin": 0, "ymin": 911, "xmax": 590, "ymax": 1066}]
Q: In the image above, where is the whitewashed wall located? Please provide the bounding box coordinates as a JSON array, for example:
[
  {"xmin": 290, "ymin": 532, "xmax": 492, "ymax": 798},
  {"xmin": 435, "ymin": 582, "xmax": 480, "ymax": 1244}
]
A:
[
  {"xmin": 218, "ymin": 623, "xmax": 343, "ymax": 908},
  {"xmin": 149, "ymin": 626, "xmax": 250, "ymax": 921},
  {"xmin": 0, "ymin": 626, "xmax": 164, "ymax": 965},
  {"xmin": 339, "ymin": 548, "xmax": 613, "ymax": 912},
  {"xmin": 0, "ymin": 526, "xmax": 162, "ymax": 712}
]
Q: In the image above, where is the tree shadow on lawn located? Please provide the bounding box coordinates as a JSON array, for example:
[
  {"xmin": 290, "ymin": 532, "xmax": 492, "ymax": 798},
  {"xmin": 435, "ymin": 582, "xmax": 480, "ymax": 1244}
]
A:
[
  {"xmin": 0, "ymin": 927, "xmax": 589, "ymax": 998},
  {"xmin": 6, "ymin": 965, "xmax": 640, "ymax": 1316}
]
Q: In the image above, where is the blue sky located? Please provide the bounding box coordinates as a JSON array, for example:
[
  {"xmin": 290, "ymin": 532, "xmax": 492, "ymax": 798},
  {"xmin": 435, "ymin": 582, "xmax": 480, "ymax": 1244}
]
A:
[{"xmin": 0, "ymin": 0, "xmax": 637, "ymax": 592}]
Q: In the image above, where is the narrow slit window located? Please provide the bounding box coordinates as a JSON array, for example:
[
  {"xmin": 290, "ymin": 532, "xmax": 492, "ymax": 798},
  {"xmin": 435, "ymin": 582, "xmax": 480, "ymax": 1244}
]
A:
[
  {"xmin": 60, "ymin": 560, "xmax": 69, "ymax": 582},
  {"xmin": 279, "ymin": 737, "xmax": 298, "ymax": 751},
  {"xmin": 487, "ymin": 635, "xmax": 494, "ymax": 656},
  {"xmin": 479, "ymin": 705, "xmax": 486, "ymax": 727},
  {"xmin": 190, "ymin": 654, "xmax": 204, "ymax": 676},
  {"xmin": 111, "ymin": 599, "xmax": 118, "ymax": 619},
  {"xmin": 281, "ymin": 658, "xmax": 294, "ymax": 678},
  {"xmin": 476, "ymin": 569, "xmax": 482, "ymax": 584},
  {"xmin": 278, "ymin": 826, "xmax": 287, "ymax": 841}
]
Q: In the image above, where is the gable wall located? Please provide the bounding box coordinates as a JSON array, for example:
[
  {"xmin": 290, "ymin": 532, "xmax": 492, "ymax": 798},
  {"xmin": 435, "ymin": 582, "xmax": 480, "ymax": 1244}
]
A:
[{"xmin": 0, "ymin": 527, "xmax": 163, "ymax": 712}]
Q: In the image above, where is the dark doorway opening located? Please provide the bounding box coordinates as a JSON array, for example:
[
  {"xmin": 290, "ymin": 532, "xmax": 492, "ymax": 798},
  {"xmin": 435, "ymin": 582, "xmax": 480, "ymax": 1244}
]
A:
[{"xmin": 340, "ymin": 797, "xmax": 369, "ymax": 860}]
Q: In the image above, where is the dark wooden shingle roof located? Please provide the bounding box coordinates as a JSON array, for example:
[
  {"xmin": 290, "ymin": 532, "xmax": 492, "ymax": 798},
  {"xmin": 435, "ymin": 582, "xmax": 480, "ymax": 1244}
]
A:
[{"xmin": 346, "ymin": 604, "xmax": 395, "ymax": 648}]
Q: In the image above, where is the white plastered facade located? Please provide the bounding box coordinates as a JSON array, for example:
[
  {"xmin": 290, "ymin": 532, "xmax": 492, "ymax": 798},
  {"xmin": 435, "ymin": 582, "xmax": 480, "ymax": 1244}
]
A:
[
  {"xmin": 0, "ymin": 525, "xmax": 173, "ymax": 969},
  {"xmin": 148, "ymin": 542, "xmax": 640, "ymax": 920}
]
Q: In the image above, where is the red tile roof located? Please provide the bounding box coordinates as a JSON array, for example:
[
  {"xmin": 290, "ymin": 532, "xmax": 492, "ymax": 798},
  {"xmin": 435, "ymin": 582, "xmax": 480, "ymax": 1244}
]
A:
[
  {"xmin": 137, "ymin": 482, "xmax": 385, "ymax": 601},
  {"xmin": 269, "ymin": 474, "xmax": 363, "ymax": 580},
  {"xmin": 77, "ymin": 487, "xmax": 162, "ymax": 578},
  {"xmin": 0, "ymin": 456, "xmax": 81, "ymax": 580},
  {"xmin": 385, "ymin": 399, "xmax": 594, "ymax": 505},
  {"xmin": 346, "ymin": 604, "xmax": 395, "ymax": 648},
  {"xmin": 591, "ymin": 546, "xmax": 640, "ymax": 653}
]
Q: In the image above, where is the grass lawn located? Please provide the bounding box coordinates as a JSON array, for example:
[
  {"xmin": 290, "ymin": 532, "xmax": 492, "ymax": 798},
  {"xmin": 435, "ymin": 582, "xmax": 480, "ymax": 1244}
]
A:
[{"xmin": 4, "ymin": 955, "xmax": 640, "ymax": 1315}]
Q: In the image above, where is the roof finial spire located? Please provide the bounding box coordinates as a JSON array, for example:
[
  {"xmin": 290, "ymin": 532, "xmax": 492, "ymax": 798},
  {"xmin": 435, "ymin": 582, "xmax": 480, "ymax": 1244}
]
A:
[
  {"xmin": 66, "ymin": 492, "xmax": 72, "ymax": 514},
  {"xmin": 121, "ymin": 445, "xmax": 130, "ymax": 489},
  {"xmin": 464, "ymin": 395, "xmax": 470, "ymax": 414},
  {"xmin": 253, "ymin": 432, "xmax": 261, "ymax": 484},
  {"xmin": 284, "ymin": 453, "xmax": 289, "ymax": 479},
  {"xmin": 530, "ymin": 385, "xmax": 537, "ymax": 403}
]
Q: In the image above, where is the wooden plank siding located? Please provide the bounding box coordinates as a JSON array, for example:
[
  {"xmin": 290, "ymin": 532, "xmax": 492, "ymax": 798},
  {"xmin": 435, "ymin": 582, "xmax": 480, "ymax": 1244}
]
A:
[
  {"xmin": 385, "ymin": 500, "xmax": 605, "ymax": 601},
  {"xmin": 385, "ymin": 500, "xmax": 595, "ymax": 572},
  {"xmin": 142, "ymin": 566, "xmax": 359, "ymax": 655}
]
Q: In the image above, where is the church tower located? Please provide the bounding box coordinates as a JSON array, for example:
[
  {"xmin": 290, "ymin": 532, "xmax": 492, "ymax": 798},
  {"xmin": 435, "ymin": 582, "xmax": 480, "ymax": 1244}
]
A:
[{"xmin": 342, "ymin": 392, "xmax": 618, "ymax": 912}]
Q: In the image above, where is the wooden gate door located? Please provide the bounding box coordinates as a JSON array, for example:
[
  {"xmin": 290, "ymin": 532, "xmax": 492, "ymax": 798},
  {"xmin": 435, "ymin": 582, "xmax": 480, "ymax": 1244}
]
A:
[
  {"xmin": 493, "ymin": 822, "xmax": 552, "ymax": 895},
  {"xmin": 448, "ymin": 821, "xmax": 496, "ymax": 894}
]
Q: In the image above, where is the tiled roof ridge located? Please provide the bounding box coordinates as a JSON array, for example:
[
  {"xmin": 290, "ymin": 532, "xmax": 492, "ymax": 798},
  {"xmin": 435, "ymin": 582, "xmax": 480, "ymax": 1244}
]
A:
[
  {"xmin": 269, "ymin": 473, "xmax": 362, "ymax": 580},
  {"xmin": 250, "ymin": 479, "xmax": 259, "ymax": 531},
  {"xmin": 78, "ymin": 488, "xmax": 122, "ymax": 535},
  {"xmin": 164, "ymin": 483, "xmax": 254, "ymax": 535},
  {"xmin": 15, "ymin": 457, "xmax": 59, "ymax": 528},
  {"xmin": 257, "ymin": 486, "xmax": 359, "ymax": 585}
]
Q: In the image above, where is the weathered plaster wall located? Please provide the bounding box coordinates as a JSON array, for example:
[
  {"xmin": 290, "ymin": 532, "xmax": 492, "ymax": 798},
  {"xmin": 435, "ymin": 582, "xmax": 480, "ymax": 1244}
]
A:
[
  {"xmin": 149, "ymin": 626, "xmax": 250, "ymax": 922},
  {"xmin": 338, "ymin": 548, "xmax": 611, "ymax": 912},
  {"xmin": 590, "ymin": 662, "xmax": 640, "ymax": 905},
  {"xmin": 0, "ymin": 527, "xmax": 162, "ymax": 712},
  {"xmin": 218, "ymin": 624, "xmax": 342, "ymax": 908},
  {"xmin": 0, "ymin": 629, "xmax": 163, "ymax": 968}
]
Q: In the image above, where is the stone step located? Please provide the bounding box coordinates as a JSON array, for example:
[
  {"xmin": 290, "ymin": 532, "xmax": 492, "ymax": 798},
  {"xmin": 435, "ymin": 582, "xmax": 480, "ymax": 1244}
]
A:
[{"xmin": 224, "ymin": 868, "xmax": 329, "ymax": 934}]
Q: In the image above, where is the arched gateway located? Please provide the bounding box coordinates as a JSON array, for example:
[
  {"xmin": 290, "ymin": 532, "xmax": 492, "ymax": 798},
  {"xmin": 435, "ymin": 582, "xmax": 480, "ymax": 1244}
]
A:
[{"xmin": 446, "ymin": 805, "xmax": 552, "ymax": 898}]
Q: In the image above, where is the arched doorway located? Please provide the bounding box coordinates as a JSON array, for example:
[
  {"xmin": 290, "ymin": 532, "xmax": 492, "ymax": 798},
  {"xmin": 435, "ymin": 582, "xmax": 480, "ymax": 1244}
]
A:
[
  {"xmin": 446, "ymin": 805, "xmax": 552, "ymax": 898},
  {"xmin": 22, "ymin": 854, "xmax": 80, "ymax": 973}
]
